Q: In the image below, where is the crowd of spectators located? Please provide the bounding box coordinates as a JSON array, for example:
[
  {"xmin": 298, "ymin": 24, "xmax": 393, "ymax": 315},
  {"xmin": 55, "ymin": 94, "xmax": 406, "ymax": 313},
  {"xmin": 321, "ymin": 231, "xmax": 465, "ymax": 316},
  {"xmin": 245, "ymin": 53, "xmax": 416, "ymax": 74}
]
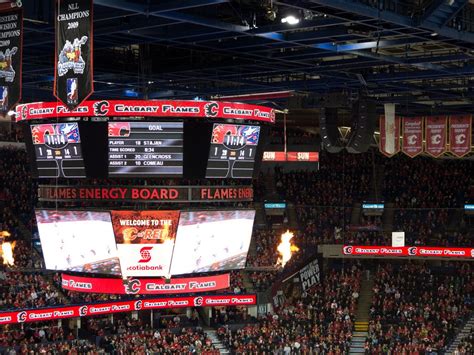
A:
[
  {"xmin": 84, "ymin": 315, "xmax": 217, "ymax": 354},
  {"xmin": 455, "ymin": 328, "xmax": 473, "ymax": 354},
  {"xmin": 0, "ymin": 271, "xmax": 64, "ymax": 311},
  {"xmin": 0, "ymin": 125, "xmax": 23, "ymax": 143},
  {"xmin": 383, "ymin": 155, "xmax": 472, "ymax": 208},
  {"xmin": 274, "ymin": 150, "xmax": 373, "ymax": 207},
  {"xmin": 219, "ymin": 263, "xmax": 361, "ymax": 353},
  {"xmin": 367, "ymin": 262, "xmax": 473, "ymax": 353}
]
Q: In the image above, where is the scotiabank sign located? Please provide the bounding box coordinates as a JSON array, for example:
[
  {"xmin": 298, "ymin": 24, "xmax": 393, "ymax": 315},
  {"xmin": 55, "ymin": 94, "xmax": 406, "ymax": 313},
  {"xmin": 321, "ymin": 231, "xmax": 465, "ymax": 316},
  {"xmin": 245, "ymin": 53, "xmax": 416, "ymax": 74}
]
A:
[
  {"xmin": 0, "ymin": 294, "xmax": 256, "ymax": 325},
  {"xmin": 38, "ymin": 185, "xmax": 253, "ymax": 203},
  {"xmin": 343, "ymin": 245, "xmax": 474, "ymax": 258},
  {"xmin": 62, "ymin": 274, "xmax": 230, "ymax": 295}
]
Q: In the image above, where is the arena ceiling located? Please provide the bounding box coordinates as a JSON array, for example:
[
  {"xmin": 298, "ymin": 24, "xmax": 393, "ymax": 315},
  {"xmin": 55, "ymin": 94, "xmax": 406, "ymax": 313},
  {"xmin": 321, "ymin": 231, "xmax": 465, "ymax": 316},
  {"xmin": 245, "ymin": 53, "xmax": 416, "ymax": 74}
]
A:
[{"xmin": 21, "ymin": 0, "xmax": 474, "ymax": 118}]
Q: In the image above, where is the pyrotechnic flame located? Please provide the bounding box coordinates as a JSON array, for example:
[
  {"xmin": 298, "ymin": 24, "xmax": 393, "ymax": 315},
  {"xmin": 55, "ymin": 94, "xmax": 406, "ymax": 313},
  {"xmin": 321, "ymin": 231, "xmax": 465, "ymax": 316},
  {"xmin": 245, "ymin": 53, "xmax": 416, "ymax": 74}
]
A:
[
  {"xmin": 276, "ymin": 230, "xmax": 299, "ymax": 268},
  {"xmin": 1, "ymin": 241, "xmax": 15, "ymax": 266}
]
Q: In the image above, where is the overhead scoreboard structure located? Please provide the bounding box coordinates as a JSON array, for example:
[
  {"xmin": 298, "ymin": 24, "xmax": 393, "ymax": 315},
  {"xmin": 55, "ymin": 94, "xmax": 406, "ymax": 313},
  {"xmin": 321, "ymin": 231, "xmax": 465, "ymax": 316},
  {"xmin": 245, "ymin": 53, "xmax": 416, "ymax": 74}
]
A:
[
  {"xmin": 16, "ymin": 100, "xmax": 275, "ymax": 179},
  {"xmin": 14, "ymin": 99, "xmax": 274, "ymax": 321}
]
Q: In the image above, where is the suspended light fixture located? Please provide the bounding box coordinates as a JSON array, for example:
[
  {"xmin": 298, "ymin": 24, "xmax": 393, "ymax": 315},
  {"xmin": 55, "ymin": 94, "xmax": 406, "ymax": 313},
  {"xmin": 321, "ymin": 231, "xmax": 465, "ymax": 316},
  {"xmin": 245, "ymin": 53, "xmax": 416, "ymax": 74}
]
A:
[{"xmin": 281, "ymin": 15, "xmax": 300, "ymax": 25}]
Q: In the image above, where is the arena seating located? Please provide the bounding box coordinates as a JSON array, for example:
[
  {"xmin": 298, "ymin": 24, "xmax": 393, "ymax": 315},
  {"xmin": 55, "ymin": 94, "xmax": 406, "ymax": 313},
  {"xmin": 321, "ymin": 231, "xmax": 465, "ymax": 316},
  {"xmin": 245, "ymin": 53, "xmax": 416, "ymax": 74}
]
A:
[
  {"xmin": 367, "ymin": 262, "xmax": 473, "ymax": 353},
  {"xmin": 0, "ymin": 143, "xmax": 472, "ymax": 354},
  {"xmin": 382, "ymin": 155, "xmax": 472, "ymax": 208},
  {"xmin": 218, "ymin": 263, "xmax": 361, "ymax": 353}
]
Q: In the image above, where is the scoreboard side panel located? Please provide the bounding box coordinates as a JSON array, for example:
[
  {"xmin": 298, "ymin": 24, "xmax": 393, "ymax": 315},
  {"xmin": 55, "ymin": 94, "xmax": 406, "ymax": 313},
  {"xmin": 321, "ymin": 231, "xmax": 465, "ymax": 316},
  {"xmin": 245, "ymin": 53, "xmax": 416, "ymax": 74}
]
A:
[{"xmin": 80, "ymin": 122, "xmax": 108, "ymax": 178}]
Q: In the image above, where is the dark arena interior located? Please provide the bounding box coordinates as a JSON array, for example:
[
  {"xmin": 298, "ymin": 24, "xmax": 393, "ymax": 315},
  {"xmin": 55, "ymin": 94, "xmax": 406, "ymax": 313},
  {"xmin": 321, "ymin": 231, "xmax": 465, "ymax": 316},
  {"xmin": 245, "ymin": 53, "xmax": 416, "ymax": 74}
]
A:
[{"xmin": 0, "ymin": 0, "xmax": 473, "ymax": 354}]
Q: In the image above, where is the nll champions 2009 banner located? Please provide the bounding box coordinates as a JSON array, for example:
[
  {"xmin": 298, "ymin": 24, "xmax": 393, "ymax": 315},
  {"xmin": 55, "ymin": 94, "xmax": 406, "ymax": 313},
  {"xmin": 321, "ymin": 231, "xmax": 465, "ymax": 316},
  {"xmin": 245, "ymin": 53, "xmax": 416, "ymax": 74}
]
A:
[
  {"xmin": 54, "ymin": 0, "xmax": 93, "ymax": 110},
  {"xmin": 0, "ymin": 6, "xmax": 22, "ymax": 113}
]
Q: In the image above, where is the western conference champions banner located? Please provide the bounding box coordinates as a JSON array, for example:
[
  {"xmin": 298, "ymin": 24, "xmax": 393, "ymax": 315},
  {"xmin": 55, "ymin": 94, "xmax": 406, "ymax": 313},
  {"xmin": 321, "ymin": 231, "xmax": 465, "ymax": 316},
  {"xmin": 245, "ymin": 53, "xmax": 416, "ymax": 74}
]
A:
[
  {"xmin": 0, "ymin": 7, "xmax": 22, "ymax": 113},
  {"xmin": 402, "ymin": 117, "xmax": 423, "ymax": 158},
  {"xmin": 54, "ymin": 0, "xmax": 93, "ymax": 110}
]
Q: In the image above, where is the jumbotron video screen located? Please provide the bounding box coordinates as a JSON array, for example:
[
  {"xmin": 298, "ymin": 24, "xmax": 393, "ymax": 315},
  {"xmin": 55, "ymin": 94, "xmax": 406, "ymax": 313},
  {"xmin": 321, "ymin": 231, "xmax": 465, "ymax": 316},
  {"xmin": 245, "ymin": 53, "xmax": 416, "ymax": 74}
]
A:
[{"xmin": 35, "ymin": 209, "xmax": 256, "ymax": 278}]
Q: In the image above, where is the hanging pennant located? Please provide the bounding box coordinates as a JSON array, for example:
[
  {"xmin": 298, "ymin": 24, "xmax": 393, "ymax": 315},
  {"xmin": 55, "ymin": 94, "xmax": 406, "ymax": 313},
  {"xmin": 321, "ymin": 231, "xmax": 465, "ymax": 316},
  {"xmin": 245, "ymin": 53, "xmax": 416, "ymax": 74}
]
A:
[
  {"xmin": 0, "ymin": 6, "xmax": 22, "ymax": 113},
  {"xmin": 401, "ymin": 116, "xmax": 423, "ymax": 158},
  {"xmin": 425, "ymin": 116, "xmax": 447, "ymax": 158},
  {"xmin": 54, "ymin": 0, "xmax": 93, "ymax": 110},
  {"xmin": 379, "ymin": 114, "xmax": 401, "ymax": 157},
  {"xmin": 449, "ymin": 115, "xmax": 472, "ymax": 157}
]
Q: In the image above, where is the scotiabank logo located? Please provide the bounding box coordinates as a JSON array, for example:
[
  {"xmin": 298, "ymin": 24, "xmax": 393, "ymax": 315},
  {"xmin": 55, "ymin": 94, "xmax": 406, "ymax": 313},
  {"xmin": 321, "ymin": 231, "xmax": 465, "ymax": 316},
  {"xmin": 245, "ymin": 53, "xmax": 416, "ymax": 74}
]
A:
[{"xmin": 139, "ymin": 246, "xmax": 153, "ymax": 263}]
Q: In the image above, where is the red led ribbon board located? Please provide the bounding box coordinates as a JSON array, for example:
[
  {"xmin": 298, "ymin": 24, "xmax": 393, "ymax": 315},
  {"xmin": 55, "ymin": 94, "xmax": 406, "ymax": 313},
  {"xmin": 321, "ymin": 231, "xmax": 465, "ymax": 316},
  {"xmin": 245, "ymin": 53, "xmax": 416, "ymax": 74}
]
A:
[
  {"xmin": 0, "ymin": 294, "xmax": 257, "ymax": 325},
  {"xmin": 15, "ymin": 100, "xmax": 276, "ymax": 123},
  {"xmin": 262, "ymin": 151, "xmax": 319, "ymax": 162},
  {"xmin": 343, "ymin": 245, "xmax": 474, "ymax": 258},
  {"xmin": 37, "ymin": 185, "xmax": 254, "ymax": 203},
  {"xmin": 61, "ymin": 273, "xmax": 230, "ymax": 295}
]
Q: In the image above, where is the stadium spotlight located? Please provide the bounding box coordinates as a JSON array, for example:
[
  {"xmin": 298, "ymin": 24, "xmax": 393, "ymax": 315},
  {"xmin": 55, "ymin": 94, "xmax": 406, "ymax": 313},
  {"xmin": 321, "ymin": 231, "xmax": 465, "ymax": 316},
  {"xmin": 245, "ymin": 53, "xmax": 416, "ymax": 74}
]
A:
[{"xmin": 281, "ymin": 15, "xmax": 300, "ymax": 25}]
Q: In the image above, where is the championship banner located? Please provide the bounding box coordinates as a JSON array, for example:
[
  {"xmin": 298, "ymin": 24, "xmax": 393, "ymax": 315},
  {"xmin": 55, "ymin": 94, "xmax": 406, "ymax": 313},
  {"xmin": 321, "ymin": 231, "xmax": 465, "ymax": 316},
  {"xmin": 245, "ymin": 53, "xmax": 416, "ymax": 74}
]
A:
[
  {"xmin": 15, "ymin": 100, "xmax": 275, "ymax": 123},
  {"xmin": 425, "ymin": 116, "xmax": 447, "ymax": 157},
  {"xmin": 37, "ymin": 185, "xmax": 254, "ymax": 203},
  {"xmin": 0, "ymin": 294, "xmax": 257, "ymax": 325},
  {"xmin": 61, "ymin": 273, "xmax": 230, "ymax": 295},
  {"xmin": 343, "ymin": 245, "xmax": 474, "ymax": 258},
  {"xmin": 402, "ymin": 117, "xmax": 423, "ymax": 158},
  {"xmin": 0, "ymin": 7, "xmax": 22, "ymax": 113},
  {"xmin": 449, "ymin": 115, "xmax": 472, "ymax": 157},
  {"xmin": 111, "ymin": 211, "xmax": 180, "ymax": 278},
  {"xmin": 54, "ymin": 0, "xmax": 93, "ymax": 109},
  {"xmin": 379, "ymin": 115, "xmax": 401, "ymax": 157},
  {"xmin": 298, "ymin": 258, "xmax": 320, "ymax": 292}
]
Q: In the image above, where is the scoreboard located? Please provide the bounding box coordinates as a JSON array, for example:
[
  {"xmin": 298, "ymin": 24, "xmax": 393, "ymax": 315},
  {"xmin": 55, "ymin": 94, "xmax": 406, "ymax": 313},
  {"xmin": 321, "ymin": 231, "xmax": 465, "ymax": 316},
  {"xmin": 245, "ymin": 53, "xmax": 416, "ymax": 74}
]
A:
[
  {"xmin": 108, "ymin": 122, "xmax": 183, "ymax": 177},
  {"xmin": 206, "ymin": 124, "xmax": 260, "ymax": 179},
  {"xmin": 31, "ymin": 123, "xmax": 86, "ymax": 178}
]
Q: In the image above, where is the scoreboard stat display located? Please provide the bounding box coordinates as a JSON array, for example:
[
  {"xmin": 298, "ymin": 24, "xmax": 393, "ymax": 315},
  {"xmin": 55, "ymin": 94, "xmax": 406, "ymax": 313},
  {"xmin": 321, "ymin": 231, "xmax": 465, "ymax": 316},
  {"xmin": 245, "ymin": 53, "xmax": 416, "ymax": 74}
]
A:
[
  {"xmin": 206, "ymin": 124, "xmax": 260, "ymax": 179},
  {"xmin": 108, "ymin": 122, "xmax": 184, "ymax": 177},
  {"xmin": 31, "ymin": 123, "xmax": 86, "ymax": 178}
]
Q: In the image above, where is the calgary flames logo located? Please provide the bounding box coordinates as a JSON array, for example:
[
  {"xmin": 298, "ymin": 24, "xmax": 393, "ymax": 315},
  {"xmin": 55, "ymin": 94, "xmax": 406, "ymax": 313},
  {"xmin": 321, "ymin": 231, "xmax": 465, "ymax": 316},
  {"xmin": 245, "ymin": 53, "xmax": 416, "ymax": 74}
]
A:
[
  {"xmin": 134, "ymin": 300, "xmax": 143, "ymax": 310},
  {"xmin": 124, "ymin": 278, "xmax": 141, "ymax": 294},
  {"xmin": 93, "ymin": 100, "xmax": 109, "ymax": 116},
  {"xmin": 204, "ymin": 102, "xmax": 219, "ymax": 117},
  {"xmin": 408, "ymin": 247, "xmax": 417, "ymax": 256},
  {"xmin": 431, "ymin": 134, "xmax": 441, "ymax": 145},
  {"xmin": 79, "ymin": 306, "xmax": 88, "ymax": 316},
  {"xmin": 407, "ymin": 134, "xmax": 417, "ymax": 145},
  {"xmin": 17, "ymin": 311, "xmax": 27, "ymax": 323},
  {"xmin": 455, "ymin": 133, "xmax": 466, "ymax": 145},
  {"xmin": 193, "ymin": 297, "xmax": 203, "ymax": 306},
  {"xmin": 342, "ymin": 246, "xmax": 353, "ymax": 255}
]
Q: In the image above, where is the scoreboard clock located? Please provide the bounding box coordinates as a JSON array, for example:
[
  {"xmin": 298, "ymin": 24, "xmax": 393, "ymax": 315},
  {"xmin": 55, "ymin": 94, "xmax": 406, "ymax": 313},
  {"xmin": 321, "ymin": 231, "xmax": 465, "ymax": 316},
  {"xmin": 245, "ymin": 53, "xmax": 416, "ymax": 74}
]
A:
[
  {"xmin": 31, "ymin": 123, "xmax": 86, "ymax": 178},
  {"xmin": 206, "ymin": 124, "xmax": 260, "ymax": 179}
]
